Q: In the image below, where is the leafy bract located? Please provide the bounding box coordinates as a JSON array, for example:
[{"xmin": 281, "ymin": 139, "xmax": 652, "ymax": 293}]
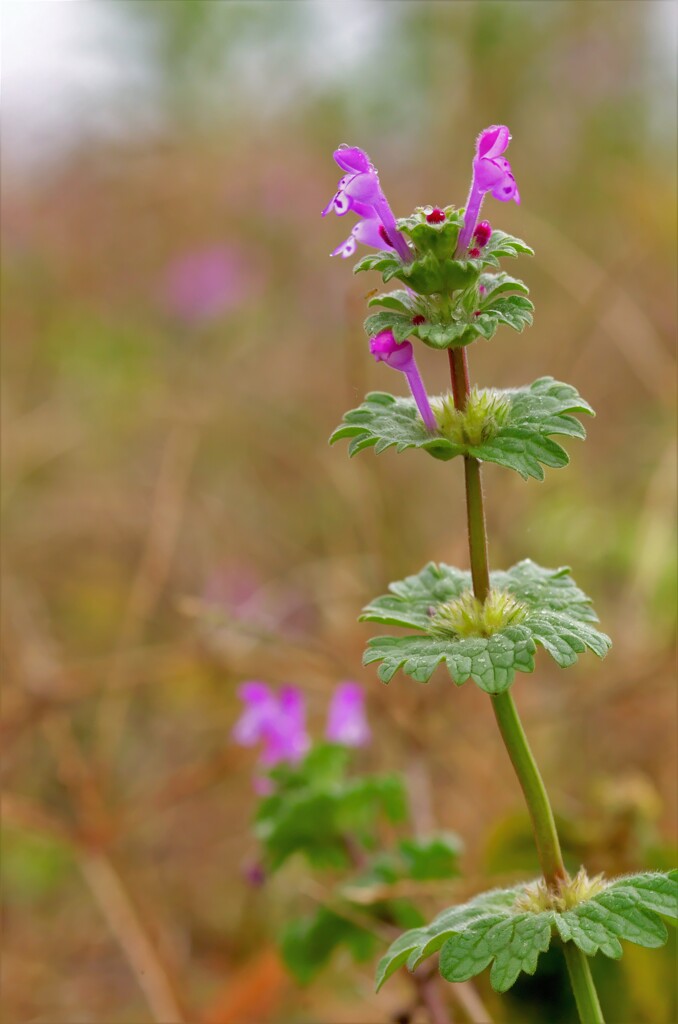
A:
[
  {"xmin": 361, "ymin": 560, "xmax": 611, "ymax": 692},
  {"xmin": 330, "ymin": 378, "xmax": 593, "ymax": 481},
  {"xmin": 376, "ymin": 871, "xmax": 678, "ymax": 994}
]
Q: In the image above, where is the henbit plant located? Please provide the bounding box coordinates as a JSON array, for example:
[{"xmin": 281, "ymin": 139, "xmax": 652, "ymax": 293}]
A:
[
  {"xmin": 325, "ymin": 128, "xmax": 677, "ymax": 1023},
  {"xmin": 233, "ymin": 682, "xmax": 474, "ymax": 1021}
]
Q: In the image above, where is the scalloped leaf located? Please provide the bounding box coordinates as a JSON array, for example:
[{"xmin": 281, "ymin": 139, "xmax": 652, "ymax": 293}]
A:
[
  {"xmin": 472, "ymin": 229, "xmax": 535, "ymax": 269},
  {"xmin": 363, "ymin": 629, "xmax": 536, "ymax": 692},
  {"xmin": 366, "ymin": 289, "xmax": 415, "ymax": 313},
  {"xmin": 375, "ymin": 886, "xmax": 521, "ymax": 990},
  {"xmin": 440, "ymin": 912, "xmax": 553, "ymax": 992},
  {"xmin": 361, "ymin": 559, "xmax": 611, "ymax": 691},
  {"xmin": 363, "ymin": 288, "xmax": 533, "ymax": 350},
  {"xmin": 478, "ymin": 271, "xmax": 530, "ymax": 302},
  {"xmin": 364, "ymin": 310, "xmax": 416, "ymax": 344},
  {"xmin": 330, "ymin": 378, "xmax": 594, "ymax": 481},
  {"xmin": 376, "ymin": 871, "xmax": 678, "ymax": 994}
]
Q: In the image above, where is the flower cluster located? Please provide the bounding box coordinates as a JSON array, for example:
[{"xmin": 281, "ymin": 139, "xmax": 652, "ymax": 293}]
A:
[
  {"xmin": 233, "ymin": 681, "xmax": 370, "ymax": 785},
  {"xmin": 323, "ymin": 126, "xmax": 520, "ymax": 431}
]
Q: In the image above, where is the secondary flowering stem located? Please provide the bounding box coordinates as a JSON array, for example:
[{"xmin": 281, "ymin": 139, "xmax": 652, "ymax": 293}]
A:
[{"xmin": 447, "ymin": 343, "xmax": 604, "ymax": 1024}]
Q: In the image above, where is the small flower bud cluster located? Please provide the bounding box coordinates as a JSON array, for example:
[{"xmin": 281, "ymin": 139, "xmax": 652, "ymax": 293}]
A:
[
  {"xmin": 428, "ymin": 589, "xmax": 528, "ymax": 640},
  {"xmin": 433, "ymin": 387, "xmax": 511, "ymax": 447},
  {"xmin": 513, "ymin": 868, "xmax": 608, "ymax": 914}
]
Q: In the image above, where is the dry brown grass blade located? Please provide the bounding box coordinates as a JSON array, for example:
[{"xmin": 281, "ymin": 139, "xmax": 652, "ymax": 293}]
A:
[
  {"xmin": 96, "ymin": 423, "xmax": 199, "ymax": 758},
  {"xmin": 81, "ymin": 853, "xmax": 188, "ymax": 1023}
]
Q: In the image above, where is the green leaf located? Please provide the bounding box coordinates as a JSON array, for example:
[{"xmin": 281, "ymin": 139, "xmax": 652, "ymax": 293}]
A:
[
  {"xmin": 399, "ymin": 253, "xmax": 481, "ymax": 296},
  {"xmin": 375, "ymin": 886, "xmax": 519, "ymax": 990},
  {"xmin": 364, "ymin": 630, "xmax": 537, "ymax": 692},
  {"xmin": 553, "ymin": 872, "xmax": 678, "ymax": 956},
  {"xmin": 361, "ymin": 560, "xmax": 611, "ymax": 691},
  {"xmin": 440, "ymin": 912, "xmax": 553, "ymax": 992},
  {"xmin": 330, "ymin": 378, "xmax": 594, "ymax": 481},
  {"xmin": 481, "ymin": 294, "xmax": 534, "ymax": 333},
  {"xmin": 256, "ymin": 744, "xmax": 408, "ymax": 868},
  {"xmin": 376, "ymin": 871, "xmax": 677, "ymax": 995},
  {"xmin": 478, "ymin": 272, "xmax": 530, "ymax": 302},
  {"xmin": 353, "ymin": 250, "xmax": 403, "ymax": 279},
  {"xmin": 398, "ymin": 834, "xmax": 463, "ymax": 880},
  {"xmin": 256, "ymin": 790, "xmax": 350, "ymax": 869},
  {"xmin": 330, "ymin": 391, "xmax": 459, "ymax": 461},
  {"xmin": 472, "ymin": 229, "xmax": 535, "ymax": 268},
  {"xmin": 281, "ymin": 908, "xmax": 375, "ymax": 984},
  {"xmin": 366, "ymin": 289, "xmax": 415, "ymax": 313},
  {"xmin": 364, "ymin": 310, "xmax": 415, "ymax": 343}
]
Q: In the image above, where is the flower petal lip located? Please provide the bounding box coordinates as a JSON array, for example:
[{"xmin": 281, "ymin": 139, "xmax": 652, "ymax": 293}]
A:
[
  {"xmin": 333, "ymin": 145, "xmax": 372, "ymax": 174},
  {"xmin": 476, "ymin": 125, "xmax": 511, "ymax": 160}
]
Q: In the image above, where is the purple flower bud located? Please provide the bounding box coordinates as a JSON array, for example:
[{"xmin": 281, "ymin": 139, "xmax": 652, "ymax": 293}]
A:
[
  {"xmin": 326, "ymin": 683, "xmax": 371, "ymax": 747},
  {"xmin": 233, "ymin": 682, "xmax": 309, "ymax": 776},
  {"xmin": 369, "ymin": 330, "xmax": 437, "ymax": 433},
  {"xmin": 425, "ymin": 207, "xmax": 446, "ymax": 224},
  {"xmin": 473, "ymin": 220, "xmax": 492, "ymax": 248},
  {"xmin": 456, "ymin": 126, "xmax": 520, "ymax": 256},
  {"xmin": 369, "ymin": 329, "xmax": 416, "ymax": 371},
  {"xmin": 323, "ymin": 145, "xmax": 412, "ymax": 263}
]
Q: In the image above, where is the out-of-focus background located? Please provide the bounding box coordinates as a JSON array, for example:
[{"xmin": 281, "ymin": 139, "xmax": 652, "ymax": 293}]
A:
[{"xmin": 2, "ymin": 2, "xmax": 676, "ymax": 1022}]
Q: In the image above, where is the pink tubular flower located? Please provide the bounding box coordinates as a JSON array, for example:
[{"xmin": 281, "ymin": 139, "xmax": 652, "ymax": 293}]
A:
[
  {"xmin": 326, "ymin": 683, "xmax": 371, "ymax": 747},
  {"xmin": 233, "ymin": 682, "xmax": 309, "ymax": 772},
  {"xmin": 369, "ymin": 329, "xmax": 437, "ymax": 433},
  {"xmin": 323, "ymin": 145, "xmax": 412, "ymax": 263},
  {"xmin": 456, "ymin": 126, "xmax": 520, "ymax": 256}
]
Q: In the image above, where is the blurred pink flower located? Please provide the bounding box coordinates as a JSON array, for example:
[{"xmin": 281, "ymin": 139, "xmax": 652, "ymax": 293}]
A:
[
  {"xmin": 160, "ymin": 245, "xmax": 256, "ymax": 325},
  {"xmin": 233, "ymin": 682, "xmax": 310, "ymax": 771},
  {"xmin": 326, "ymin": 682, "xmax": 371, "ymax": 747}
]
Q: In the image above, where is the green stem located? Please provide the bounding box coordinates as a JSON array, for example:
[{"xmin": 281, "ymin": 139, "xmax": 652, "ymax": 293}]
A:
[
  {"xmin": 447, "ymin": 346, "xmax": 604, "ymax": 1024},
  {"xmin": 562, "ymin": 941, "xmax": 605, "ymax": 1024},
  {"xmin": 490, "ymin": 689, "xmax": 565, "ymax": 886}
]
